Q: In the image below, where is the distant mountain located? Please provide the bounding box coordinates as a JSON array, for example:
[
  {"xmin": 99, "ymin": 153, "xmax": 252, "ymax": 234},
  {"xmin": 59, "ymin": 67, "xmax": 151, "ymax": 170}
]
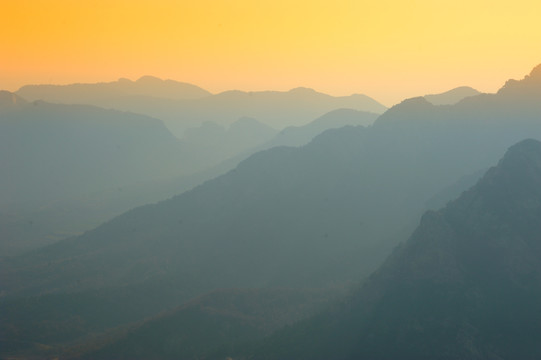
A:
[
  {"xmin": 16, "ymin": 82, "xmax": 387, "ymax": 136},
  {"xmin": 261, "ymin": 108, "xmax": 378, "ymax": 149},
  {"xmin": 424, "ymin": 86, "xmax": 481, "ymax": 105},
  {"xmin": 0, "ymin": 93, "xmax": 191, "ymax": 209},
  {"xmin": 2, "ymin": 65, "xmax": 541, "ymax": 355},
  {"xmin": 252, "ymin": 138, "xmax": 541, "ymax": 360},
  {"xmin": 0, "ymin": 98, "xmax": 372, "ymax": 257},
  {"xmin": 17, "ymin": 76, "xmax": 211, "ymax": 102},
  {"xmin": 0, "ymin": 92, "xmax": 297, "ymax": 256},
  {"xmin": 182, "ymin": 117, "xmax": 278, "ymax": 161},
  {"xmin": 0, "ymin": 93, "xmax": 239, "ymax": 255},
  {"xmin": 0, "ymin": 90, "xmax": 27, "ymax": 110}
]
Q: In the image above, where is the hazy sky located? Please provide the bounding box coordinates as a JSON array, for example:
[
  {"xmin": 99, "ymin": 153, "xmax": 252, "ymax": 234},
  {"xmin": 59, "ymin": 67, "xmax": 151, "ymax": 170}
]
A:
[{"xmin": 2, "ymin": 0, "xmax": 540, "ymax": 105}]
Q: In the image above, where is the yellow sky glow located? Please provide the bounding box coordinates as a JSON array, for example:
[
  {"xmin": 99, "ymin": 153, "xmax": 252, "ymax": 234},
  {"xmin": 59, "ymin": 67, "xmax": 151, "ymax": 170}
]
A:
[{"xmin": 1, "ymin": 0, "xmax": 540, "ymax": 105}]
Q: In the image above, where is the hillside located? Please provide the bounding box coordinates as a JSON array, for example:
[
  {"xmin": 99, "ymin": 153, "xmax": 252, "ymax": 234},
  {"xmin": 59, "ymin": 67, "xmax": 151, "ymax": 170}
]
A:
[
  {"xmin": 251, "ymin": 139, "xmax": 541, "ymax": 359},
  {"xmin": 66, "ymin": 287, "xmax": 346, "ymax": 360}
]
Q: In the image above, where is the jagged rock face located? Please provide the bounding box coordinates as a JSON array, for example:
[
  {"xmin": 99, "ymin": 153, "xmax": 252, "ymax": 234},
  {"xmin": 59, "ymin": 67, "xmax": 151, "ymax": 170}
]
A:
[
  {"xmin": 347, "ymin": 139, "xmax": 541, "ymax": 360},
  {"xmin": 384, "ymin": 139, "xmax": 541, "ymax": 285},
  {"xmin": 498, "ymin": 64, "xmax": 541, "ymax": 100}
]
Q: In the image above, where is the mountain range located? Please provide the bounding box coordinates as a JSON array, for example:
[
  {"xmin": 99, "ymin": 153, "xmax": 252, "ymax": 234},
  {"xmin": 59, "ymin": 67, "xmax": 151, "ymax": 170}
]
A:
[
  {"xmin": 3, "ymin": 64, "xmax": 541, "ymax": 297},
  {"xmin": 2, "ymin": 64, "xmax": 541, "ymax": 358},
  {"xmin": 16, "ymin": 78, "xmax": 388, "ymax": 136},
  {"xmin": 17, "ymin": 76, "xmax": 211, "ymax": 102},
  {"xmin": 0, "ymin": 94, "xmax": 384, "ymax": 257}
]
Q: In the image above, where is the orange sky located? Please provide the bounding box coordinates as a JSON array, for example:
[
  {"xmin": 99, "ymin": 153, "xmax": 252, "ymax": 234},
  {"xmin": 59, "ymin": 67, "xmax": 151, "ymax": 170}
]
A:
[{"xmin": 1, "ymin": 0, "xmax": 541, "ymax": 105}]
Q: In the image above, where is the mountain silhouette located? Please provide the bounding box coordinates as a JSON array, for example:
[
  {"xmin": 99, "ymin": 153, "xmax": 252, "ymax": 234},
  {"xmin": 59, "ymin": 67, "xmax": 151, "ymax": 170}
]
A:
[
  {"xmin": 0, "ymin": 90, "xmax": 27, "ymax": 109},
  {"xmin": 16, "ymin": 81, "xmax": 387, "ymax": 136},
  {"xmin": 0, "ymin": 94, "xmax": 194, "ymax": 208},
  {"xmin": 0, "ymin": 100, "xmax": 377, "ymax": 257},
  {"xmin": 17, "ymin": 76, "xmax": 211, "ymax": 102},
  {"xmin": 424, "ymin": 86, "xmax": 481, "ymax": 105},
  {"xmin": 260, "ymin": 108, "xmax": 378, "ymax": 149},
  {"xmin": 251, "ymin": 138, "xmax": 541, "ymax": 360}
]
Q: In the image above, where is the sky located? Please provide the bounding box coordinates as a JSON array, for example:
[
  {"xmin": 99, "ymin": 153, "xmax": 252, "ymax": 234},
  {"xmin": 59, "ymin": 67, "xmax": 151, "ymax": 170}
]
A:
[{"xmin": 2, "ymin": 0, "xmax": 541, "ymax": 106}]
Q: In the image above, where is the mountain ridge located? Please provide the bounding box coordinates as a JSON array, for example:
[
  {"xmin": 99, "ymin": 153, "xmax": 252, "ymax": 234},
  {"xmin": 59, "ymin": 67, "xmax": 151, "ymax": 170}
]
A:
[
  {"xmin": 424, "ymin": 86, "xmax": 481, "ymax": 105},
  {"xmin": 251, "ymin": 138, "xmax": 541, "ymax": 360},
  {"xmin": 15, "ymin": 80, "xmax": 387, "ymax": 135}
]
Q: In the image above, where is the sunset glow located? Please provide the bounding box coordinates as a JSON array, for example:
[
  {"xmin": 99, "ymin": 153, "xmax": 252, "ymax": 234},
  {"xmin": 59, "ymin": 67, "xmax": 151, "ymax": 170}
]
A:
[{"xmin": 2, "ymin": 0, "xmax": 541, "ymax": 105}]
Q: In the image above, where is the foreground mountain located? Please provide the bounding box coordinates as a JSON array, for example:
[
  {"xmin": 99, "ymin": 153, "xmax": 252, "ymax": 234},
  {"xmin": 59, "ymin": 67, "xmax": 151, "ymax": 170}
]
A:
[
  {"xmin": 424, "ymin": 86, "xmax": 481, "ymax": 105},
  {"xmin": 252, "ymin": 139, "xmax": 541, "ymax": 359},
  {"xmin": 64, "ymin": 287, "xmax": 346, "ymax": 360},
  {"xmin": 2, "ymin": 65, "xmax": 541, "ymax": 354},
  {"xmin": 17, "ymin": 81, "xmax": 387, "ymax": 136}
]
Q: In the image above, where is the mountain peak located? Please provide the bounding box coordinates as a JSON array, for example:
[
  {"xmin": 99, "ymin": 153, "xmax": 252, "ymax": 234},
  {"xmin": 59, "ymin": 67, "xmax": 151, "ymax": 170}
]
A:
[
  {"xmin": 136, "ymin": 75, "xmax": 164, "ymax": 84},
  {"xmin": 0, "ymin": 90, "xmax": 27, "ymax": 108},
  {"xmin": 529, "ymin": 63, "xmax": 541, "ymax": 79},
  {"xmin": 498, "ymin": 63, "xmax": 541, "ymax": 95},
  {"xmin": 504, "ymin": 138, "xmax": 541, "ymax": 158},
  {"xmin": 374, "ymin": 96, "xmax": 433, "ymax": 128},
  {"xmin": 398, "ymin": 96, "xmax": 435, "ymax": 107},
  {"xmin": 288, "ymin": 87, "xmax": 318, "ymax": 94},
  {"xmin": 424, "ymin": 86, "xmax": 481, "ymax": 105},
  {"xmin": 497, "ymin": 138, "xmax": 541, "ymax": 178},
  {"xmin": 117, "ymin": 77, "xmax": 133, "ymax": 84}
]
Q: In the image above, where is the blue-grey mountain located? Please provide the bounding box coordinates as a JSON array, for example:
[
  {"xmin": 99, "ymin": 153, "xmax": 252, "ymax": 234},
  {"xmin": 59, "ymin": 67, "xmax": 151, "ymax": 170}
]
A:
[
  {"xmin": 251, "ymin": 138, "xmax": 541, "ymax": 360},
  {"xmin": 17, "ymin": 80, "xmax": 387, "ymax": 136}
]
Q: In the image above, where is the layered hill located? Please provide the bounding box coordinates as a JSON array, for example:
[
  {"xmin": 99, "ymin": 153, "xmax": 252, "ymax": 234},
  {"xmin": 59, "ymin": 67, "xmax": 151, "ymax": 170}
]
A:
[
  {"xmin": 0, "ymin": 92, "xmax": 190, "ymax": 209},
  {"xmin": 181, "ymin": 117, "xmax": 278, "ymax": 162},
  {"xmin": 424, "ymin": 86, "xmax": 481, "ymax": 105},
  {"xmin": 4, "ymin": 65, "xmax": 541, "ymax": 296},
  {"xmin": 16, "ymin": 76, "xmax": 211, "ymax": 102},
  {"xmin": 17, "ymin": 80, "xmax": 387, "ymax": 136},
  {"xmin": 2, "ymin": 65, "xmax": 541, "ymax": 354},
  {"xmin": 0, "ymin": 97, "xmax": 380, "ymax": 257},
  {"xmin": 0, "ymin": 92, "xmax": 197, "ymax": 254},
  {"xmin": 252, "ymin": 138, "xmax": 541, "ymax": 360},
  {"xmin": 261, "ymin": 108, "xmax": 378, "ymax": 149}
]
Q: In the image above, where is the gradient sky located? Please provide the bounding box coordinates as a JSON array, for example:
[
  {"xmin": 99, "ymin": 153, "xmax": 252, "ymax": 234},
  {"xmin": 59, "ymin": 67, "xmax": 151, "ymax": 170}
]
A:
[{"xmin": 2, "ymin": 0, "xmax": 541, "ymax": 105}]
